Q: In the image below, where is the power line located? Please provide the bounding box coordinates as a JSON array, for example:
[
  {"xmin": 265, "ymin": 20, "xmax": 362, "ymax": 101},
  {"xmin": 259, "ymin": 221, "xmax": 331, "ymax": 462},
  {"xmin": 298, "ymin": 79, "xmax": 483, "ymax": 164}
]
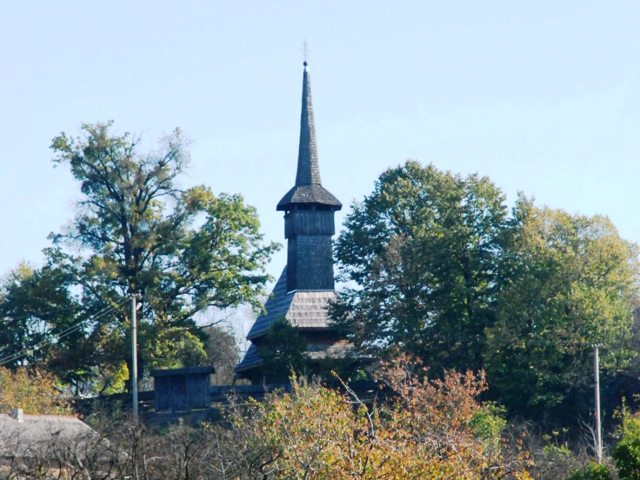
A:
[
  {"xmin": 0, "ymin": 299, "xmax": 128, "ymax": 367},
  {"xmin": 0, "ymin": 297, "xmax": 134, "ymax": 324},
  {"xmin": 0, "ymin": 301, "xmax": 119, "ymax": 354},
  {"xmin": 0, "ymin": 303, "xmax": 118, "ymax": 366},
  {"xmin": 0, "ymin": 304, "xmax": 80, "ymax": 323}
]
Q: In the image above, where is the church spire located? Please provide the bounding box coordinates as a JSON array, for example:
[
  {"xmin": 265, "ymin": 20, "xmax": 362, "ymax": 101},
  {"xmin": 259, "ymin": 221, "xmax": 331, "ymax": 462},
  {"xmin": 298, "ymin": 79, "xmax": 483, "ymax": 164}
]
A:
[
  {"xmin": 277, "ymin": 62, "xmax": 341, "ymax": 211},
  {"xmin": 295, "ymin": 61, "xmax": 321, "ymax": 186},
  {"xmin": 236, "ymin": 60, "xmax": 351, "ymax": 382}
]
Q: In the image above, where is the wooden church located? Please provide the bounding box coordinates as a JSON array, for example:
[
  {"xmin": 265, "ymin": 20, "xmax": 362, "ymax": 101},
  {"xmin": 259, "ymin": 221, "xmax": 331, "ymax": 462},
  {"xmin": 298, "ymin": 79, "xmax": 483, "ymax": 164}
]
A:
[{"xmin": 236, "ymin": 62, "xmax": 349, "ymax": 382}]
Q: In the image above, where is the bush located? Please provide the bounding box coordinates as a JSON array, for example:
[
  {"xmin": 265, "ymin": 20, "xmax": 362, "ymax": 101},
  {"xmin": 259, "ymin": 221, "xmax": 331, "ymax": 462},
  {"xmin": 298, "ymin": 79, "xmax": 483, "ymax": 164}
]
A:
[
  {"xmin": 614, "ymin": 413, "xmax": 640, "ymax": 479},
  {"xmin": 566, "ymin": 462, "xmax": 612, "ymax": 480},
  {"xmin": 469, "ymin": 402, "xmax": 507, "ymax": 452},
  {"xmin": 237, "ymin": 358, "xmax": 533, "ymax": 479}
]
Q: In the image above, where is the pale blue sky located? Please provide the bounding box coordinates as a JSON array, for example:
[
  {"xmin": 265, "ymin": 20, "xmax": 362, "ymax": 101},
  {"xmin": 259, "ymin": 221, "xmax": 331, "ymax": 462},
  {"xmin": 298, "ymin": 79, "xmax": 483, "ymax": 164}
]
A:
[{"xmin": 1, "ymin": 1, "xmax": 639, "ymax": 281}]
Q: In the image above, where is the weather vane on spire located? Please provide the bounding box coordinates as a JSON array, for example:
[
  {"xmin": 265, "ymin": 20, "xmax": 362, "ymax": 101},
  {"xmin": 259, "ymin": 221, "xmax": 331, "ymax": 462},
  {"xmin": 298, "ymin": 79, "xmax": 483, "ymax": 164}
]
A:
[{"xmin": 302, "ymin": 40, "xmax": 309, "ymax": 65}]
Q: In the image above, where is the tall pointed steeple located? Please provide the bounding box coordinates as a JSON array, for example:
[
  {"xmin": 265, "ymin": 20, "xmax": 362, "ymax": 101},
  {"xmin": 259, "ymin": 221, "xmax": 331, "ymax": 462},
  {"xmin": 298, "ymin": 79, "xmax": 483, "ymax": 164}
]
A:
[
  {"xmin": 277, "ymin": 62, "xmax": 341, "ymax": 211},
  {"xmin": 295, "ymin": 61, "xmax": 321, "ymax": 186}
]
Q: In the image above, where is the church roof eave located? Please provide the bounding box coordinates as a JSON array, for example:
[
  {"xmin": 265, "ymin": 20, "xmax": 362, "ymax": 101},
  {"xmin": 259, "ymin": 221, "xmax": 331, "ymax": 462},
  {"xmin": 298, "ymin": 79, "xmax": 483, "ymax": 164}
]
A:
[{"xmin": 276, "ymin": 184, "xmax": 342, "ymax": 211}]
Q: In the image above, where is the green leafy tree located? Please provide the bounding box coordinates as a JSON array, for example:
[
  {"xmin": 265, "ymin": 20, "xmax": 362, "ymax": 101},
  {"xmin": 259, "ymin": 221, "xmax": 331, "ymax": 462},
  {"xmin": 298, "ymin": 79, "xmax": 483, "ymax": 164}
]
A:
[
  {"xmin": 0, "ymin": 122, "xmax": 277, "ymax": 392},
  {"xmin": 484, "ymin": 198, "xmax": 639, "ymax": 417},
  {"xmin": 332, "ymin": 161, "xmax": 509, "ymax": 373},
  {"xmin": 333, "ymin": 161, "xmax": 639, "ymax": 421},
  {"xmin": 0, "ymin": 263, "xmax": 90, "ymax": 387},
  {"xmin": 259, "ymin": 319, "xmax": 309, "ymax": 382}
]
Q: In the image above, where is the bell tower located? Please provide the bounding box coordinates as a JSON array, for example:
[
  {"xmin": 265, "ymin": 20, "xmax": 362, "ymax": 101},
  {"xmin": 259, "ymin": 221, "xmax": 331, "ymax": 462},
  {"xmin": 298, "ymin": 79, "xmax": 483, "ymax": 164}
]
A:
[
  {"xmin": 277, "ymin": 61, "xmax": 342, "ymax": 291},
  {"xmin": 236, "ymin": 62, "xmax": 346, "ymax": 382}
]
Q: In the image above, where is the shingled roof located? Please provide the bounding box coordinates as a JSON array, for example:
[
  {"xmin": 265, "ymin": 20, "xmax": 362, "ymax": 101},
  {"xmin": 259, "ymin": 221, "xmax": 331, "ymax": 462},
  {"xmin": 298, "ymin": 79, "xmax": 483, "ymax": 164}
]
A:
[
  {"xmin": 245, "ymin": 267, "xmax": 337, "ymax": 341},
  {"xmin": 0, "ymin": 412, "xmax": 102, "ymax": 459},
  {"xmin": 278, "ymin": 184, "xmax": 341, "ymax": 210},
  {"xmin": 236, "ymin": 344, "xmax": 262, "ymax": 372},
  {"xmin": 277, "ymin": 62, "xmax": 341, "ymax": 212}
]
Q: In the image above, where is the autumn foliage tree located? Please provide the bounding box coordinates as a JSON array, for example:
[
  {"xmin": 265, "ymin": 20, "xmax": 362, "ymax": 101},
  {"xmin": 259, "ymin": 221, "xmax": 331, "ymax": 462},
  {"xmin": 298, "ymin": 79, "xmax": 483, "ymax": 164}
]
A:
[{"xmin": 0, "ymin": 367, "xmax": 70, "ymax": 415}]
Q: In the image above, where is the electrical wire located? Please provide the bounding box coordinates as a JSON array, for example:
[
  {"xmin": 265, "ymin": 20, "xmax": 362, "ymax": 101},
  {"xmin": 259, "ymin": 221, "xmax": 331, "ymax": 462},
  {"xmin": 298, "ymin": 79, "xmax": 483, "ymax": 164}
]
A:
[
  {"xmin": 0, "ymin": 299, "xmax": 120, "ymax": 354},
  {"xmin": 0, "ymin": 304, "xmax": 117, "ymax": 366},
  {"xmin": 0, "ymin": 304, "xmax": 81, "ymax": 323},
  {"xmin": 0, "ymin": 298, "xmax": 129, "ymax": 367}
]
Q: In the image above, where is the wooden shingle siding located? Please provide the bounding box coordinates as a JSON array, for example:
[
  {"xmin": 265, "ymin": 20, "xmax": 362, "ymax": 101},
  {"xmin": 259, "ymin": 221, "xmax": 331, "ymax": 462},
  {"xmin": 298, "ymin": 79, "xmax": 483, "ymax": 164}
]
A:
[{"xmin": 285, "ymin": 210, "xmax": 335, "ymax": 237}]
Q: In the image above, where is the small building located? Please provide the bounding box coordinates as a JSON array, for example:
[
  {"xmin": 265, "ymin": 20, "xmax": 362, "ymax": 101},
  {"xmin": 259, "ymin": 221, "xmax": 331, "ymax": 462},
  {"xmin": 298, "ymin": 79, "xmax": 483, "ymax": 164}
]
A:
[
  {"xmin": 236, "ymin": 62, "xmax": 350, "ymax": 382},
  {"xmin": 152, "ymin": 366, "xmax": 214, "ymax": 412}
]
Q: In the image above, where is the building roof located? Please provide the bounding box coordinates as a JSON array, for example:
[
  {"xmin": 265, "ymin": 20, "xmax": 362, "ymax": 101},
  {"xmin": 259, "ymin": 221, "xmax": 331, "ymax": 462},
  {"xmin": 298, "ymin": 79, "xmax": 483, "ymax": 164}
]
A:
[
  {"xmin": 0, "ymin": 412, "xmax": 102, "ymax": 458},
  {"xmin": 235, "ymin": 344, "xmax": 262, "ymax": 372},
  {"xmin": 277, "ymin": 62, "xmax": 341, "ymax": 212},
  {"xmin": 245, "ymin": 267, "xmax": 337, "ymax": 341},
  {"xmin": 151, "ymin": 366, "xmax": 214, "ymax": 377},
  {"xmin": 277, "ymin": 184, "xmax": 341, "ymax": 210}
]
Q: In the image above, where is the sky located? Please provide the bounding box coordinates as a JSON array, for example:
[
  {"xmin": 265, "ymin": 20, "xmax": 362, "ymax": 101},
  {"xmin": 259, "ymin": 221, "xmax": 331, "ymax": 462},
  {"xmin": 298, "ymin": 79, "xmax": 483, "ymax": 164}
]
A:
[{"xmin": 2, "ymin": 1, "xmax": 640, "ymax": 288}]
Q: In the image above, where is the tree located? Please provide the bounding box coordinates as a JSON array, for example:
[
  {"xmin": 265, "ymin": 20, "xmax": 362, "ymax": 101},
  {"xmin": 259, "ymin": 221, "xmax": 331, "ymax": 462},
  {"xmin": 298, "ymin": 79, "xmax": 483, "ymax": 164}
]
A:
[
  {"xmin": 332, "ymin": 161, "xmax": 509, "ymax": 373},
  {"xmin": 0, "ymin": 263, "xmax": 89, "ymax": 387},
  {"xmin": 0, "ymin": 367, "xmax": 71, "ymax": 415},
  {"xmin": 613, "ymin": 411, "xmax": 640, "ymax": 480},
  {"xmin": 258, "ymin": 319, "xmax": 309, "ymax": 382},
  {"xmin": 484, "ymin": 198, "xmax": 639, "ymax": 418},
  {"xmin": 333, "ymin": 162, "xmax": 640, "ymax": 422},
  {"xmin": 203, "ymin": 324, "xmax": 240, "ymax": 384},
  {"xmin": 0, "ymin": 122, "xmax": 277, "ymax": 392}
]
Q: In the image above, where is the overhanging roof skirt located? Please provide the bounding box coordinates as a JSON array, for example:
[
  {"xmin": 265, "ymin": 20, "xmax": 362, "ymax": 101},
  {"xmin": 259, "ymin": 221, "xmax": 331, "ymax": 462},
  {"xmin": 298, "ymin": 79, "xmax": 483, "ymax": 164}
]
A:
[{"xmin": 277, "ymin": 184, "xmax": 341, "ymax": 211}]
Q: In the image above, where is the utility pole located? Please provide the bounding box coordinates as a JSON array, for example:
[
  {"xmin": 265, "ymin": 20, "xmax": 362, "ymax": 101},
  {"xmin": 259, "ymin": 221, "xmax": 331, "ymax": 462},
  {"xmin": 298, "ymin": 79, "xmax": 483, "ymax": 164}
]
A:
[
  {"xmin": 594, "ymin": 344, "xmax": 602, "ymax": 463},
  {"xmin": 131, "ymin": 293, "xmax": 139, "ymax": 424}
]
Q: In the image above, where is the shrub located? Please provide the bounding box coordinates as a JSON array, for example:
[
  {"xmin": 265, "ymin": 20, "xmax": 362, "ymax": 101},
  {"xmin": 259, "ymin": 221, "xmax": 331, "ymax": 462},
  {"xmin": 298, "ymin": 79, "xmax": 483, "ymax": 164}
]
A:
[
  {"xmin": 0, "ymin": 358, "xmax": 537, "ymax": 479},
  {"xmin": 470, "ymin": 402, "xmax": 507, "ymax": 452},
  {"xmin": 614, "ymin": 413, "xmax": 640, "ymax": 479},
  {"xmin": 566, "ymin": 462, "xmax": 612, "ymax": 480},
  {"xmin": 237, "ymin": 357, "xmax": 533, "ymax": 479}
]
